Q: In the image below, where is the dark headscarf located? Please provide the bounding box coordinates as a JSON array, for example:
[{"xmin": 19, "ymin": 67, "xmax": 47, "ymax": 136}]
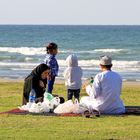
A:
[{"xmin": 31, "ymin": 63, "xmax": 50, "ymax": 77}]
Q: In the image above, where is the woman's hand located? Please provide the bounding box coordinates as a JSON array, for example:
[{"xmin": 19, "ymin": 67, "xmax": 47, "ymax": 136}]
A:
[
  {"xmin": 39, "ymin": 80, "xmax": 45, "ymax": 88},
  {"xmin": 48, "ymin": 75, "xmax": 52, "ymax": 80}
]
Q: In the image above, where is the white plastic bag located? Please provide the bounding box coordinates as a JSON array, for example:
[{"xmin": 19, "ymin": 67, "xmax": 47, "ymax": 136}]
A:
[
  {"xmin": 18, "ymin": 102, "xmax": 33, "ymax": 111},
  {"xmin": 72, "ymin": 99, "xmax": 88, "ymax": 114},
  {"xmin": 44, "ymin": 97, "xmax": 60, "ymax": 111},
  {"xmin": 19, "ymin": 96, "xmax": 61, "ymax": 113},
  {"xmin": 40, "ymin": 102, "xmax": 50, "ymax": 113},
  {"xmin": 43, "ymin": 91, "xmax": 60, "ymax": 111},
  {"xmin": 29, "ymin": 102, "xmax": 44, "ymax": 113},
  {"xmin": 43, "ymin": 92, "xmax": 54, "ymax": 103},
  {"xmin": 54, "ymin": 100, "xmax": 74, "ymax": 114},
  {"xmin": 50, "ymin": 97, "xmax": 60, "ymax": 108}
]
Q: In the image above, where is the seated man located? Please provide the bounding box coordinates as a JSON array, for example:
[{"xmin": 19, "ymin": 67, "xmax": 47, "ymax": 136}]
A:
[{"xmin": 80, "ymin": 55, "xmax": 125, "ymax": 114}]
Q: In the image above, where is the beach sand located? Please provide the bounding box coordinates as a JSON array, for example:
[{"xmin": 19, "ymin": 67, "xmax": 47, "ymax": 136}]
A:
[
  {"xmin": 0, "ymin": 78, "xmax": 139, "ymax": 87},
  {"xmin": 122, "ymin": 81, "xmax": 140, "ymax": 87},
  {"xmin": 0, "ymin": 78, "xmax": 64, "ymax": 84}
]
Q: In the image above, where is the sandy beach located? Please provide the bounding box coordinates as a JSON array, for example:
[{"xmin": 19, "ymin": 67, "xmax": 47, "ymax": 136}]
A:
[
  {"xmin": 0, "ymin": 77, "xmax": 140, "ymax": 87},
  {"xmin": 122, "ymin": 81, "xmax": 140, "ymax": 87},
  {"xmin": 0, "ymin": 78, "xmax": 65, "ymax": 84}
]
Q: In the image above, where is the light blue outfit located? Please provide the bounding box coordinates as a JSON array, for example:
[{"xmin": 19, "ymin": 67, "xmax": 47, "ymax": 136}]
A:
[{"xmin": 44, "ymin": 54, "xmax": 59, "ymax": 93}]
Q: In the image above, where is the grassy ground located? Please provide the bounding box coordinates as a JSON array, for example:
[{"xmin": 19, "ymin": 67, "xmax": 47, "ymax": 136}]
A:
[{"xmin": 0, "ymin": 81, "xmax": 140, "ymax": 140}]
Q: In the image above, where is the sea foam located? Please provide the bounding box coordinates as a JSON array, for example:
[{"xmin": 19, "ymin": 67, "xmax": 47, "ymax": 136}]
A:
[{"xmin": 0, "ymin": 47, "xmax": 45, "ymax": 55}]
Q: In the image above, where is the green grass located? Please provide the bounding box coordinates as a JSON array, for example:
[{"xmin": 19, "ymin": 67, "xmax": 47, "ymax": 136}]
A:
[{"xmin": 0, "ymin": 82, "xmax": 140, "ymax": 140}]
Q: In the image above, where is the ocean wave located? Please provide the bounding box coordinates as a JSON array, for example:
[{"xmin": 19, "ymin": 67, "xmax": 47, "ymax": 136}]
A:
[
  {"xmin": 0, "ymin": 59, "xmax": 139, "ymax": 67},
  {"xmin": 94, "ymin": 49, "xmax": 125, "ymax": 53},
  {"xmin": 0, "ymin": 47, "xmax": 45, "ymax": 55},
  {"xmin": 113, "ymin": 60, "xmax": 140, "ymax": 66},
  {"xmin": 59, "ymin": 49, "xmax": 126, "ymax": 54},
  {"xmin": 58, "ymin": 60, "xmax": 99, "ymax": 66},
  {"xmin": 0, "ymin": 47, "xmax": 128, "ymax": 56},
  {"xmin": 25, "ymin": 57, "xmax": 34, "ymax": 62},
  {"xmin": 0, "ymin": 60, "xmax": 140, "ymax": 80},
  {"xmin": 58, "ymin": 59, "xmax": 140, "ymax": 68},
  {"xmin": 0, "ymin": 47, "xmax": 73, "ymax": 55},
  {"xmin": 0, "ymin": 62, "xmax": 38, "ymax": 67}
]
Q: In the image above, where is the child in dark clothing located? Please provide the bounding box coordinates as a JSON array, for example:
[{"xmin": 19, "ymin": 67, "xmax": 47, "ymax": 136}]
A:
[{"xmin": 44, "ymin": 42, "xmax": 59, "ymax": 94}]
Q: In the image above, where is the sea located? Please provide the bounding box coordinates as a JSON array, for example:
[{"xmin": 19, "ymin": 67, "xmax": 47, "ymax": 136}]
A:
[{"xmin": 0, "ymin": 25, "xmax": 140, "ymax": 81}]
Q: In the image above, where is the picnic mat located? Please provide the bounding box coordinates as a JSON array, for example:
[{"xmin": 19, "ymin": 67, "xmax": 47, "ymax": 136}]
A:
[
  {"xmin": 0, "ymin": 108, "xmax": 80, "ymax": 116},
  {"xmin": 0, "ymin": 106, "xmax": 140, "ymax": 116},
  {"xmin": 125, "ymin": 106, "xmax": 140, "ymax": 115}
]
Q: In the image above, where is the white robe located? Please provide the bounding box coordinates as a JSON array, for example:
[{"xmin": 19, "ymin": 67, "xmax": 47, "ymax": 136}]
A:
[{"xmin": 80, "ymin": 70, "xmax": 125, "ymax": 114}]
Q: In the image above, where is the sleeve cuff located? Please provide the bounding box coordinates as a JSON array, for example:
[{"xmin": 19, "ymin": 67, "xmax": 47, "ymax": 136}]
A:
[{"xmin": 86, "ymin": 85, "xmax": 92, "ymax": 95}]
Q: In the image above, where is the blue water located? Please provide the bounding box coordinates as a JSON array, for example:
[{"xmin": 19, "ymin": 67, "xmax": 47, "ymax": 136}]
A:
[{"xmin": 0, "ymin": 25, "xmax": 140, "ymax": 81}]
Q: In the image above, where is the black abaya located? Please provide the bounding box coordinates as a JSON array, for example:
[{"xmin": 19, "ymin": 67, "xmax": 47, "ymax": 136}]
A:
[{"xmin": 22, "ymin": 63, "xmax": 50, "ymax": 105}]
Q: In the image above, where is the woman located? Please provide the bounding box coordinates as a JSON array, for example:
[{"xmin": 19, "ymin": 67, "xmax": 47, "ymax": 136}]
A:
[{"xmin": 22, "ymin": 63, "xmax": 50, "ymax": 105}]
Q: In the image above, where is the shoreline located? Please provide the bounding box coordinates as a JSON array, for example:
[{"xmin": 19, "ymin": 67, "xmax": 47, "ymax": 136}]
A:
[
  {"xmin": 0, "ymin": 78, "xmax": 139, "ymax": 86},
  {"xmin": 0, "ymin": 78, "xmax": 65, "ymax": 84}
]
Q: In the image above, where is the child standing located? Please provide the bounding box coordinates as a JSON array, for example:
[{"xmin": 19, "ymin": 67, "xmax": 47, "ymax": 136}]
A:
[
  {"xmin": 63, "ymin": 54, "xmax": 83, "ymax": 101},
  {"xmin": 44, "ymin": 42, "xmax": 59, "ymax": 94}
]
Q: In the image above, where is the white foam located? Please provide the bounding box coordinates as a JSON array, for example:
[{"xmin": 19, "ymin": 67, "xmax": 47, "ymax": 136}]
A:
[
  {"xmin": 94, "ymin": 49, "xmax": 125, "ymax": 53},
  {"xmin": 59, "ymin": 50, "xmax": 96, "ymax": 54},
  {"xmin": 0, "ymin": 59, "xmax": 139, "ymax": 73},
  {"xmin": 0, "ymin": 62, "xmax": 38, "ymax": 68},
  {"xmin": 58, "ymin": 59, "xmax": 140, "ymax": 68},
  {"xmin": 25, "ymin": 57, "xmax": 34, "ymax": 62},
  {"xmin": 58, "ymin": 59, "xmax": 99, "ymax": 67},
  {"xmin": 59, "ymin": 49, "xmax": 126, "ymax": 54},
  {"xmin": 0, "ymin": 47, "xmax": 128, "ymax": 56},
  {"xmin": 113, "ymin": 60, "xmax": 140, "ymax": 69},
  {"xmin": 11, "ymin": 68, "xmax": 32, "ymax": 71},
  {"xmin": 0, "ymin": 47, "xmax": 46, "ymax": 55}
]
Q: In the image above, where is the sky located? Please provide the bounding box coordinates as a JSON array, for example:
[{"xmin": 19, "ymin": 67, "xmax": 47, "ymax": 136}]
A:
[{"xmin": 0, "ymin": 0, "xmax": 140, "ymax": 25}]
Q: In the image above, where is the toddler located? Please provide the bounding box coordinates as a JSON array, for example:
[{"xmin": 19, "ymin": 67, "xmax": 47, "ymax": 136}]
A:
[{"xmin": 63, "ymin": 54, "xmax": 83, "ymax": 100}]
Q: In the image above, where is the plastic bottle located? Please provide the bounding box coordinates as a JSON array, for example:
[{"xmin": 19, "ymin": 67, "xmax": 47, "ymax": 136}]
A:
[
  {"xmin": 89, "ymin": 77, "xmax": 94, "ymax": 85},
  {"xmin": 29, "ymin": 89, "xmax": 36, "ymax": 103}
]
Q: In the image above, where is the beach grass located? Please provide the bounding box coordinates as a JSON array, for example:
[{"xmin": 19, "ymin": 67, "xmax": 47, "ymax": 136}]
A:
[{"xmin": 0, "ymin": 81, "xmax": 140, "ymax": 140}]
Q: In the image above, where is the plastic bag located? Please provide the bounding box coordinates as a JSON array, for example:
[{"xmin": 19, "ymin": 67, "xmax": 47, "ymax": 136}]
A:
[
  {"xmin": 19, "ymin": 95, "xmax": 60, "ymax": 113},
  {"xmin": 54, "ymin": 99, "xmax": 88, "ymax": 114},
  {"xmin": 45, "ymin": 97, "xmax": 60, "ymax": 112},
  {"xmin": 40, "ymin": 102, "xmax": 50, "ymax": 113},
  {"xmin": 43, "ymin": 92, "xmax": 54, "ymax": 103},
  {"xmin": 72, "ymin": 99, "xmax": 89, "ymax": 114},
  {"xmin": 50, "ymin": 97, "xmax": 60, "ymax": 108},
  {"xmin": 18, "ymin": 102, "xmax": 33, "ymax": 111},
  {"xmin": 28, "ymin": 98, "xmax": 61, "ymax": 113},
  {"xmin": 54, "ymin": 100, "xmax": 74, "ymax": 114},
  {"xmin": 19, "ymin": 102, "xmax": 50, "ymax": 113},
  {"xmin": 29, "ymin": 102, "xmax": 44, "ymax": 113}
]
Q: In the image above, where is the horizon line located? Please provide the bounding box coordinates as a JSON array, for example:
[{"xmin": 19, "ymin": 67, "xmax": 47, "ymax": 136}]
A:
[{"xmin": 0, "ymin": 24, "xmax": 140, "ymax": 26}]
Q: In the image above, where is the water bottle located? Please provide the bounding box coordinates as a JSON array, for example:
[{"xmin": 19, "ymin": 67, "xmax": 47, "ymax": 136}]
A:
[
  {"xmin": 89, "ymin": 77, "xmax": 94, "ymax": 85},
  {"xmin": 29, "ymin": 89, "xmax": 36, "ymax": 103}
]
